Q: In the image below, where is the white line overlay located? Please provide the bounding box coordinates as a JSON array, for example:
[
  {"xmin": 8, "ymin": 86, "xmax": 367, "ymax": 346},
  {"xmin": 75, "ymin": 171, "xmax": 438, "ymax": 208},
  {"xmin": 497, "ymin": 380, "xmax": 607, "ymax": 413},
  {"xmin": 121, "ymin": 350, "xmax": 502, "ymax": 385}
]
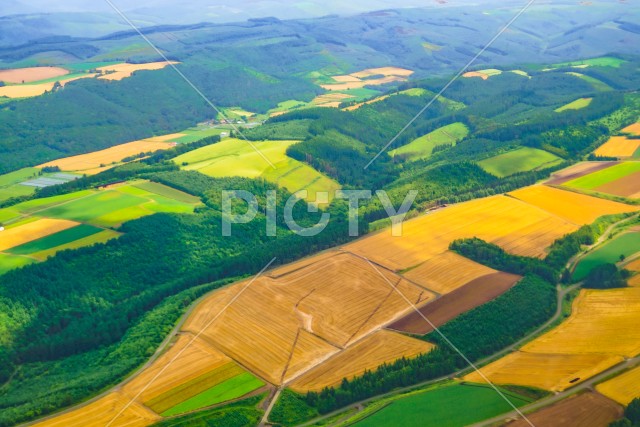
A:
[
  {"xmin": 105, "ymin": 257, "xmax": 277, "ymax": 426},
  {"xmin": 364, "ymin": 0, "xmax": 537, "ymax": 170},
  {"xmin": 103, "ymin": 0, "xmax": 276, "ymax": 169},
  {"xmin": 364, "ymin": 258, "xmax": 536, "ymax": 427}
]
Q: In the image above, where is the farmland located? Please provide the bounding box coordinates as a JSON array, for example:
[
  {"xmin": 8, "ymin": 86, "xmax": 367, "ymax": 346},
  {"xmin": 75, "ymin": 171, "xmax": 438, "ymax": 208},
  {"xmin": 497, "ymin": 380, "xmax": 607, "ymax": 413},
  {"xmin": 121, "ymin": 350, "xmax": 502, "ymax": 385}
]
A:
[
  {"xmin": 505, "ymin": 392, "xmax": 622, "ymax": 427},
  {"xmin": 477, "ymin": 147, "xmax": 563, "ymax": 177},
  {"xmin": 349, "ymin": 383, "xmax": 530, "ymax": 427},
  {"xmin": 622, "ymin": 122, "xmax": 640, "ymax": 135},
  {"xmin": 595, "ymin": 136, "xmax": 640, "ymax": 158},
  {"xmin": 462, "ymin": 69, "xmax": 503, "ymax": 80},
  {"xmin": 546, "ymin": 162, "xmax": 618, "ymax": 186},
  {"xmin": 0, "ymin": 66, "xmax": 69, "ymax": 83},
  {"xmin": 96, "ymin": 62, "xmax": 177, "ymax": 80},
  {"xmin": 572, "ymin": 231, "xmax": 640, "ymax": 280},
  {"xmin": 563, "ymin": 161, "xmax": 640, "ymax": 192},
  {"xmin": 555, "ymin": 97, "xmax": 592, "ymax": 112},
  {"xmin": 597, "ymin": 366, "xmax": 640, "ymax": 405},
  {"xmin": 390, "ymin": 122, "xmax": 469, "ymax": 161},
  {"xmin": 316, "ymin": 67, "xmax": 413, "ymax": 91},
  {"xmin": 174, "ymin": 138, "xmax": 340, "ymax": 202}
]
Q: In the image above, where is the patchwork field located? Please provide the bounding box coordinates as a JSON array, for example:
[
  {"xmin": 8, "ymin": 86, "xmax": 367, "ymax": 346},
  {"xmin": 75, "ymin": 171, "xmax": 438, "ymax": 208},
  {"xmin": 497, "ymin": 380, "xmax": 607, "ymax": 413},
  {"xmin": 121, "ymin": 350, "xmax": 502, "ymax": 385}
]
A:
[
  {"xmin": 467, "ymin": 288, "xmax": 640, "ymax": 392},
  {"xmin": 505, "ymin": 392, "xmax": 623, "ymax": 427},
  {"xmin": 175, "ymin": 138, "xmax": 340, "ymax": 202},
  {"xmin": 563, "ymin": 161, "xmax": 640, "ymax": 199},
  {"xmin": 318, "ymin": 67, "xmax": 413, "ymax": 91},
  {"xmin": 39, "ymin": 134, "xmax": 183, "ymax": 174},
  {"xmin": 597, "ymin": 366, "xmax": 640, "ymax": 405},
  {"xmin": 595, "ymin": 136, "xmax": 640, "ymax": 158},
  {"xmin": 572, "ymin": 231, "xmax": 640, "ymax": 280},
  {"xmin": 290, "ymin": 330, "xmax": 433, "ymax": 392},
  {"xmin": 390, "ymin": 122, "xmax": 469, "ymax": 161},
  {"xmin": 555, "ymin": 97, "xmax": 592, "ymax": 112},
  {"xmin": 478, "ymin": 147, "xmax": 563, "ymax": 177},
  {"xmin": 546, "ymin": 162, "xmax": 618, "ymax": 186},
  {"xmin": 0, "ymin": 66, "xmax": 69, "ymax": 83},
  {"xmin": 0, "ymin": 218, "xmax": 78, "ymax": 252},
  {"xmin": 389, "ymin": 272, "xmax": 521, "ymax": 335}
]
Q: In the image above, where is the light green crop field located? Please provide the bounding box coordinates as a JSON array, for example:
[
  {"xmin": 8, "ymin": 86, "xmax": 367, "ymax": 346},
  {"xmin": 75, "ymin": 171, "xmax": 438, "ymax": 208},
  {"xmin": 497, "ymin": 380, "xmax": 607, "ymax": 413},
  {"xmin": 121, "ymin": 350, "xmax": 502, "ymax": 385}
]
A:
[
  {"xmin": 162, "ymin": 372, "xmax": 265, "ymax": 417},
  {"xmin": 555, "ymin": 97, "xmax": 592, "ymax": 112},
  {"xmin": 351, "ymin": 383, "xmax": 530, "ymax": 427},
  {"xmin": 175, "ymin": 138, "xmax": 340, "ymax": 202},
  {"xmin": 0, "ymin": 168, "xmax": 39, "ymax": 202},
  {"xmin": 478, "ymin": 147, "xmax": 564, "ymax": 178},
  {"xmin": 390, "ymin": 122, "xmax": 469, "ymax": 161},
  {"xmin": 573, "ymin": 232, "xmax": 640, "ymax": 281},
  {"xmin": 566, "ymin": 72, "xmax": 613, "ymax": 91},
  {"xmin": 0, "ymin": 254, "xmax": 34, "ymax": 275},
  {"xmin": 564, "ymin": 162, "xmax": 640, "ymax": 190},
  {"xmin": 555, "ymin": 57, "xmax": 626, "ymax": 68},
  {"xmin": 174, "ymin": 127, "xmax": 226, "ymax": 144}
]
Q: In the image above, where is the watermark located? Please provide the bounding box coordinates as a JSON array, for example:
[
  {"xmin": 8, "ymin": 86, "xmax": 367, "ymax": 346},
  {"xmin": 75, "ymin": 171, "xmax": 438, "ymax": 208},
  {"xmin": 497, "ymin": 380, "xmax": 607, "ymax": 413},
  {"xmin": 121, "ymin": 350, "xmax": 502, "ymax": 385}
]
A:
[{"xmin": 221, "ymin": 189, "xmax": 418, "ymax": 237}]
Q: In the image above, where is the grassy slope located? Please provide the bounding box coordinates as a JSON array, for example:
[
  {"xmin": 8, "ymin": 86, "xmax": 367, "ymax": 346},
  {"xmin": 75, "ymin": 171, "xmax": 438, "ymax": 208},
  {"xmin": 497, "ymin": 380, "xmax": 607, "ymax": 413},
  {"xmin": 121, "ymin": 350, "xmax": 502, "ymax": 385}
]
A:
[
  {"xmin": 573, "ymin": 232, "xmax": 640, "ymax": 280},
  {"xmin": 564, "ymin": 162, "xmax": 640, "ymax": 190},
  {"xmin": 555, "ymin": 97, "xmax": 592, "ymax": 112},
  {"xmin": 555, "ymin": 57, "xmax": 626, "ymax": 68},
  {"xmin": 351, "ymin": 383, "xmax": 530, "ymax": 427},
  {"xmin": 390, "ymin": 123, "xmax": 469, "ymax": 161},
  {"xmin": 0, "ymin": 253, "xmax": 34, "ymax": 275},
  {"xmin": 478, "ymin": 147, "xmax": 563, "ymax": 178}
]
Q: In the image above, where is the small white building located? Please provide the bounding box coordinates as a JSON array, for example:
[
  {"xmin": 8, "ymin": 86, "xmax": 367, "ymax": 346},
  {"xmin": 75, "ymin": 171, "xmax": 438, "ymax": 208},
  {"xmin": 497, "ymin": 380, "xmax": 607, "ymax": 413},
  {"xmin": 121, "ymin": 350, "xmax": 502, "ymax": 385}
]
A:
[{"xmin": 220, "ymin": 132, "xmax": 229, "ymax": 138}]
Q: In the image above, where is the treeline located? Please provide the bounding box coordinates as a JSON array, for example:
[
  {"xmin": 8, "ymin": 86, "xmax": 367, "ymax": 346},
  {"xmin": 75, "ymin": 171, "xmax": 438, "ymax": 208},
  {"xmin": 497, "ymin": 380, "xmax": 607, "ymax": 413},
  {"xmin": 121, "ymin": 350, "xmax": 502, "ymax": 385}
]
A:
[{"xmin": 300, "ymin": 275, "xmax": 555, "ymax": 414}]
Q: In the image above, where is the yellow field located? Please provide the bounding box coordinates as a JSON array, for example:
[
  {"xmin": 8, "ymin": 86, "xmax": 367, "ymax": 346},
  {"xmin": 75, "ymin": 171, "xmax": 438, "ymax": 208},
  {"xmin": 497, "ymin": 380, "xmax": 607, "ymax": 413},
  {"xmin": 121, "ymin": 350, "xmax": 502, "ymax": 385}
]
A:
[
  {"xmin": 462, "ymin": 71, "xmax": 490, "ymax": 80},
  {"xmin": 97, "ymin": 62, "xmax": 177, "ymax": 80},
  {"xmin": 290, "ymin": 330, "xmax": 433, "ymax": 392},
  {"xmin": 39, "ymin": 135, "xmax": 182, "ymax": 173},
  {"xmin": 622, "ymin": 122, "xmax": 640, "ymax": 136},
  {"xmin": 508, "ymin": 185, "xmax": 637, "ymax": 225},
  {"xmin": 595, "ymin": 136, "xmax": 640, "ymax": 158},
  {"xmin": 31, "ymin": 392, "xmax": 159, "ymax": 427},
  {"xmin": 597, "ymin": 366, "xmax": 640, "ymax": 404},
  {"xmin": 0, "ymin": 66, "xmax": 68, "ymax": 83},
  {"xmin": 404, "ymin": 251, "xmax": 498, "ymax": 294},
  {"xmin": 465, "ymin": 352, "xmax": 622, "ymax": 392},
  {"xmin": 0, "ymin": 75, "xmax": 96, "ymax": 99},
  {"xmin": 184, "ymin": 252, "xmax": 433, "ymax": 384},
  {"xmin": 345, "ymin": 194, "xmax": 579, "ymax": 271},
  {"xmin": 319, "ymin": 67, "xmax": 413, "ymax": 90},
  {"xmin": 0, "ymin": 218, "xmax": 78, "ymax": 251},
  {"xmin": 350, "ymin": 67, "xmax": 414, "ymax": 78}
]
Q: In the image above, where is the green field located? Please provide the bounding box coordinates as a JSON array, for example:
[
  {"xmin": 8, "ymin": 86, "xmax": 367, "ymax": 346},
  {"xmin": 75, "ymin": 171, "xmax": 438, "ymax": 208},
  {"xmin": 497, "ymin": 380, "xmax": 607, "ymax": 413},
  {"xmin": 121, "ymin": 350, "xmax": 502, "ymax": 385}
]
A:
[
  {"xmin": 162, "ymin": 372, "xmax": 265, "ymax": 417},
  {"xmin": 564, "ymin": 162, "xmax": 640, "ymax": 190},
  {"xmin": 573, "ymin": 232, "xmax": 640, "ymax": 280},
  {"xmin": 174, "ymin": 127, "xmax": 226, "ymax": 144},
  {"xmin": 555, "ymin": 97, "xmax": 592, "ymax": 112},
  {"xmin": 478, "ymin": 147, "xmax": 564, "ymax": 177},
  {"xmin": 555, "ymin": 56, "xmax": 626, "ymax": 68},
  {"xmin": 566, "ymin": 72, "xmax": 612, "ymax": 91},
  {"xmin": 351, "ymin": 383, "xmax": 530, "ymax": 427},
  {"xmin": 0, "ymin": 168, "xmax": 39, "ymax": 202},
  {"xmin": 32, "ymin": 230, "xmax": 120, "ymax": 260},
  {"xmin": 7, "ymin": 224, "xmax": 103, "ymax": 255},
  {"xmin": 390, "ymin": 123, "xmax": 469, "ymax": 161},
  {"xmin": 0, "ymin": 254, "xmax": 34, "ymax": 275},
  {"xmin": 175, "ymin": 138, "xmax": 340, "ymax": 201}
]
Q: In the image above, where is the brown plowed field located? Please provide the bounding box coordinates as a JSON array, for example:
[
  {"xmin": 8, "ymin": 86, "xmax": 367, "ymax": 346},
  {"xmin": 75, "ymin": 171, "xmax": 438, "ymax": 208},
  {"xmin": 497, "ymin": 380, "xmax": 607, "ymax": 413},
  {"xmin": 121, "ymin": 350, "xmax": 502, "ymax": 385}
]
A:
[
  {"xmin": 388, "ymin": 272, "xmax": 521, "ymax": 334},
  {"xmin": 596, "ymin": 170, "xmax": 640, "ymax": 198},
  {"xmin": 546, "ymin": 162, "xmax": 618, "ymax": 185}
]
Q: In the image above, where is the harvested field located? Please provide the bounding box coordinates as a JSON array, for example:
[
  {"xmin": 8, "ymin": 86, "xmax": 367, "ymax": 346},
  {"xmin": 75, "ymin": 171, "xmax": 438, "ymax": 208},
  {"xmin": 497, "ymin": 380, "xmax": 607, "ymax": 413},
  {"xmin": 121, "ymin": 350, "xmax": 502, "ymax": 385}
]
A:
[
  {"xmin": 595, "ymin": 136, "xmax": 640, "ymax": 158},
  {"xmin": 597, "ymin": 366, "xmax": 640, "ymax": 405},
  {"xmin": 505, "ymin": 392, "xmax": 623, "ymax": 427},
  {"xmin": 31, "ymin": 392, "xmax": 159, "ymax": 427},
  {"xmin": 596, "ymin": 170, "xmax": 640, "ymax": 198},
  {"xmin": 0, "ymin": 66, "xmax": 69, "ymax": 83},
  {"xmin": 465, "ymin": 352, "xmax": 622, "ymax": 392},
  {"xmin": 319, "ymin": 67, "xmax": 413, "ymax": 91},
  {"xmin": 389, "ymin": 272, "xmax": 521, "ymax": 335},
  {"xmin": 403, "ymin": 251, "xmax": 498, "ymax": 294},
  {"xmin": 0, "ymin": 218, "xmax": 78, "ymax": 251},
  {"xmin": 0, "ymin": 74, "xmax": 96, "ymax": 98},
  {"xmin": 184, "ymin": 252, "xmax": 433, "ymax": 384},
  {"xmin": 523, "ymin": 289, "xmax": 640, "ymax": 358},
  {"xmin": 462, "ymin": 71, "xmax": 489, "ymax": 80},
  {"xmin": 97, "ymin": 61, "xmax": 177, "ymax": 80},
  {"xmin": 345, "ymin": 194, "xmax": 579, "ymax": 271},
  {"xmin": 351, "ymin": 67, "xmax": 414, "ymax": 78},
  {"xmin": 289, "ymin": 330, "xmax": 433, "ymax": 392},
  {"xmin": 39, "ymin": 136, "xmax": 182, "ymax": 173},
  {"xmin": 547, "ymin": 162, "xmax": 618, "ymax": 185},
  {"xmin": 622, "ymin": 122, "xmax": 640, "ymax": 135},
  {"xmin": 508, "ymin": 185, "xmax": 637, "ymax": 225}
]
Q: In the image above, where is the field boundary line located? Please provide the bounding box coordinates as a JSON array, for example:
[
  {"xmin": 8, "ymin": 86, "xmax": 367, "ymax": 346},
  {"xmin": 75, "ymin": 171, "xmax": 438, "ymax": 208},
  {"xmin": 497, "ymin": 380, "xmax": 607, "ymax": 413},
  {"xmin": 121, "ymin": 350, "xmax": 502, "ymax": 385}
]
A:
[
  {"xmin": 102, "ymin": 0, "xmax": 276, "ymax": 169},
  {"xmin": 363, "ymin": 257, "xmax": 536, "ymax": 427},
  {"xmin": 364, "ymin": 0, "xmax": 537, "ymax": 169},
  {"xmin": 105, "ymin": 257, "xmax": 277, "ymax": 427}
]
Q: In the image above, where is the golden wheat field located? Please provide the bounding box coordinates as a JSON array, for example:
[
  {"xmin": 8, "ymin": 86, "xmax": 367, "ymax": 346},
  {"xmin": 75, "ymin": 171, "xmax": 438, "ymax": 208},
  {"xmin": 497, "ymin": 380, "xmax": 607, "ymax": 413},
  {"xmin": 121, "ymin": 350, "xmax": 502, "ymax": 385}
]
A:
[
  {"xmin": 319, "ymin": 67, "xmax": 413, "ymax": 90},
  {"xmin": 595, "ymin": 136, "xmax": 640, "ymax": 158},
  {"xmin": 183, "ymin": 252, "xmax": 433, "ymax": 384},
  {"xmin": 345, "ymin": 194, "xmax": 579, "ymax": 271},
  {"xmin": 290, "ymin": 330, "xmax": 433, "ymax": 392},
  {"xmin": 31, "ymin": 392, "xmax": 159, "ymax": 427},
  {"xmin": 464, "ymin": 352, "xmax": 622, "ymax": 392},
  {"xmin": 39, "ymin": 135, "xmax": 182, "ymax": 173},
  {"xmin": 0, "ymin": 218, "xmax": 78, "ymax": 251},
  {"xmin": 0, "ymin": 66, "xmax": 69, "ymax": 83},
  {"xmin": 597, "ymin": 366, "xmax": 640, "ymax": 405},
  {"xmin": 97, "ymin": 62, "xmax": 177, "ymax": 81},
  {"xmin": 0, "ymin": 75, "xmax": 96, "ymax": 99},
  {"xmin": 622, "ymin": 122, "xmax": 640, "ymax": 135},
  {"xmin": 462, "ymin": 71, "xmax": 490, "ymax": 80},
  {"xmin": 508, "ymin": 185, "xmax": 637, "ymax": 225},
  {"xmin": 350, "ymin": 67, "xmax": 414, "ymax": 78},
  {"xmin": 403, "ymin": 251, "xmax": 498, "ymax": 294}
]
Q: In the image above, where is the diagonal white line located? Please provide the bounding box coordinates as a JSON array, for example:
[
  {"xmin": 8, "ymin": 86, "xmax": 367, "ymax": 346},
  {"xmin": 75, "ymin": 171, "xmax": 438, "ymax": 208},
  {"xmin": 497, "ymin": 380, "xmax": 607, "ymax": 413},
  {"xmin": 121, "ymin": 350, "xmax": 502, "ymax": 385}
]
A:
[
  {"xmin": 103, "ymin": 0, "xmax": 276, "ymax": 169},
  {"xmin": 364, "ymin": 258, "xmax": 536, "ymax": 427},
  {"xmin": 105, "ymin": 257, "xmax": 277, "ymax": 427},
  {"xmin": 364, "ymin": 0, "xmax": 537, "ymax": 170}
]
